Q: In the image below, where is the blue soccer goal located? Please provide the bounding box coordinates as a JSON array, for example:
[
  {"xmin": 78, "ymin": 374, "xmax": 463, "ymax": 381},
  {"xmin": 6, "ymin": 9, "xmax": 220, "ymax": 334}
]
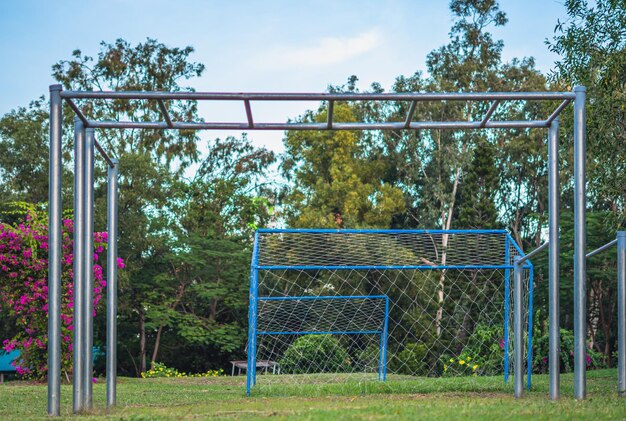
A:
[{"xmin": 246, "ymin": 229, "xmax": 533, "ymax": 395}]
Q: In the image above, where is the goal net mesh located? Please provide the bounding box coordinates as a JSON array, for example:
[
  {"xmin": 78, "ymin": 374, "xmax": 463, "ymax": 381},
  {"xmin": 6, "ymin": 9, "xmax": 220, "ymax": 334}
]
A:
[{"xmin": 247, "ymin": 230, "xmax": 532, "ymax": 393}]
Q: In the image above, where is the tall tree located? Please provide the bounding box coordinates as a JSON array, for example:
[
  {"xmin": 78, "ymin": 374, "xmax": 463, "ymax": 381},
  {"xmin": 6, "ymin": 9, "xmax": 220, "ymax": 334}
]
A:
[
  {"xmin": 455, "ymin": 140, "xmax": 500, "ymax": 229},
  {"xmin": 0, "ymin": 99, "xmax": 71, "ymax": 204},
  {"xmin": 548, "ymin": 0, "xmax": 626, "ymax": 224},
  {"xmin": 144, "ymin": 136, "xmax": 275, "ymax": 369},
  {"xmin": 52, "ymin": 38, "xmax": 205, "ymax": 374},
  {"xmin": 281, "ymin": 103, "xmax": 405, "ymax": 229}
]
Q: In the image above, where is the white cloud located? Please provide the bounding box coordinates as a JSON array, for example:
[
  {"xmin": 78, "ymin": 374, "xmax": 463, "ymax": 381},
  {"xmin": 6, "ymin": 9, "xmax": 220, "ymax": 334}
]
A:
[{"xmin": 255, "ymin": 29, "xmax": 383, "ymax": 70}]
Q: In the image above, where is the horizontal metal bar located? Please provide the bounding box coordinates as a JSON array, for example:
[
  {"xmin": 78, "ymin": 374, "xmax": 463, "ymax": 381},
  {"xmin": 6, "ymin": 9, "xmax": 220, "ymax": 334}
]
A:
[
  {"xmin": 517, "ymin": 241, "xmax": 550, "ymax": 264},
  {"xmin": 66, "ymin": 99, "xmax": 89, "ymax": 127},
  {"xmin": 157, "ymin": 99, "xmax": 173, "ymax": 128},
  {"xmin": 258, "ymin": 228, "xmax": 509, "ymax": 234},
  {"xmin": 61, "ymin": 90, "xmax": 577, "ymax": 101},
  {"xmin": 94, "ymin": 140, "xmax": 115, "ymax": 168},
  {"xmin": 480, "ymin": 100, "xmax": 500, "ymax": 128},
  {"xmin": 258, "ymin": 330, "xmax": 382, "ymax": 335},
  {"xmin": 85, "ymin": 120, "xmax": 551, "ymax": 130},
  {"xmin": 258, "ymin": 295, "xmax": 388, "ymax": 301},
  {"xmin": 257, "ymin": 264, "xmax": 514, "ymax": 271},
  {"xmin": 546, "ymin": 99, "xmax": 572, "ymax": 125},
  {"xmin": 586, "ymin": 238, "xmax": 617, "ymax": 259}
]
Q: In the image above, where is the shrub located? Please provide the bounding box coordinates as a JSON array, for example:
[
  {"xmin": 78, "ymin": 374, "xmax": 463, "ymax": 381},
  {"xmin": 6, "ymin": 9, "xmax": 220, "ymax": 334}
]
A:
[
  {"xmin": 458, "ymin": 323, "xmax": 504, "ymax": 376},
  {"xmin": 441, "ymin": 353, "xmax": 480, "ymax": 377},
  {"xmin": 356, "ymin": 345, "xmax": 380, "ymax": 372},
  {"xmin": 390, "ymin": 342, "xmax": 429, "ymax": 376},
  {"xmin": 279, "ymin": 334, "xmax": 350, "ymax": 374},
  {"xmin": 0, "ymin": 208, "xmax": 124, "ymax": 380},
  {"xmin": 141, "ymin": 362, "xmax": 223, "ymax": 378},
  {"xmin": 532, "ymin": 328, "xmax": 607, "ymax": 373}
]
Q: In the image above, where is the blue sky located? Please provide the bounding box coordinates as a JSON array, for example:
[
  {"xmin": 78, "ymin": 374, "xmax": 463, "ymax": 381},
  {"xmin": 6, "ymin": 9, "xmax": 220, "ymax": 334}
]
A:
[{"xmin": 0, "ymin": 0, "xmax": 568, "ymax": 152}]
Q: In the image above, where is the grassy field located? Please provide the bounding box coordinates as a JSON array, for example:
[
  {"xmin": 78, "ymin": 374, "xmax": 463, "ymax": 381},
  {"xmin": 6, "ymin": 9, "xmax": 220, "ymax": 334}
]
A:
[{"xmin": 0, "ymin": 369, "xmax": 624, "ymax": 420}]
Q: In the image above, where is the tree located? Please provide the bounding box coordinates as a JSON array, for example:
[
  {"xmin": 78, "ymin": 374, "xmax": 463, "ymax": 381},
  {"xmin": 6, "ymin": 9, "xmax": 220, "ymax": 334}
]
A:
[
  {"xmin": 281, "ymin": 103, "xmax": 405, "ymax": 229},
  {"xmin": 456, "ymin": 140, "xmax": 500, "ymax": 229},
  {"xmin": 143, "ymin": 136, "xmax": 275, "ymax": 370},
  {"xmin": 52, "ymin": 38, "xmax": 205, "ymax": 374},
  {"xmin": 548, "ymin": 0, "xmax": 626, "ymax": 225},
  {"xmin": 0, "ymin": 99, "xmax": 72, "ymax": 204}
]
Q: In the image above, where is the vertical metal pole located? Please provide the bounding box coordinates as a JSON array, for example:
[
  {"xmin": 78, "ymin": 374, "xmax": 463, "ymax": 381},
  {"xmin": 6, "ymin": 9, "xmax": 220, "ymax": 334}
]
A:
[
  {"xmin": 72, "ymin": 118, "xmax": 86, "ymax": 413},
  {"xmin": 548, "ymin": 118, "xmax": 560, "ymax": 400},
  {"xmin": 503, "ymin": 235, "xmax": 511, "ymax": 383},
  {"xmin": 514, "ymin": 256, "xmax": 523, "ymax": 398},
  {"xmin": 617, "ymin": 231, "xmax": 626, "ymax": 397},
  {"xmin": 106, "ymin": 159, "xmax": 119, "ymax": 407},
  {"xmin": 83, "ymin": 128, "xmax": 95, "ymax": 410},
  {"xmin": 573, "ymin": 86, "xmax": 587, "ymax": 400},
  {"xmin": 48, "ymin": 84, "xmax": 63, "ymax": 417},
  {"xmin": 526, "ymin": 264, "xmax": 534, "ymax": 390}
]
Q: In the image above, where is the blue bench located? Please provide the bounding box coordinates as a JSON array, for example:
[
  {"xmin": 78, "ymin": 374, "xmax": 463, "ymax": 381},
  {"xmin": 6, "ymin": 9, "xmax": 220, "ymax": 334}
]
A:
[{"xmin": 0, "ymin": 350, "xmax": 19, "ymax": 383}]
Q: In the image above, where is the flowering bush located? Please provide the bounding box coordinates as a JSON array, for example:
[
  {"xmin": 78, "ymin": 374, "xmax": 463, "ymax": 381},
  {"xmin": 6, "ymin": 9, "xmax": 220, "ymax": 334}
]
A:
[
  {"xmin": 141, "ymin": 362, "xmax": 223, "ymax": 378},
  {"xmin": 442, "ymin": 353, "xmax": 480, "ymax": 377},
  {"xmin": 532, "ymin": 328, "xmax": 607, "ymax": 373},
  {"xmin": 0, "ymin": 209, "xmax": 124, "ymax": 380}
]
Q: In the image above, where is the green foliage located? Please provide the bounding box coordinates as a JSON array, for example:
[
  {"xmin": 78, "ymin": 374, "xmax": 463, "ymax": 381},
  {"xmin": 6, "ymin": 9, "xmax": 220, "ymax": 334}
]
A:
[
  {"xmin": 53, "ymin": 38, "xmax": 204, "ymax": 170},
  {"xmin": 459, "ymin": 323, "xmax": 504, "ymax": 376},
  {"xmin": 390, "ymin": 343, "xmax": 429, "ymax": 376},
  {"xmin": 355, "ymin": 345, "xmax": 380, "ymax": 372},
  {"xmin": 281, "ymin": 103, "xmax": 405, "ymax": 229},
  {"xmin": 140, "ymin": 362, "xmax": 223, "ymax": 379},
  {"xmin": 456, "ymin": 141, "xmax": 501, "ymax": 229},
  {"xmin": 532, "ymin": 328, "xmax": 607, "ymax": 374},
  {"xmin": 548, "ymin": 0, "xmax": 626, "ymax": 222},
  {"xmin": 0, "ymin": 100, "xmax": 68, "ymax": 204},
  {"xmin": 280, "ymin": 335, "xmax": 350, "ymax": 374},
  {"xmin": 441, "ymin": 353, "xmax": 480, "ymax": 377}
]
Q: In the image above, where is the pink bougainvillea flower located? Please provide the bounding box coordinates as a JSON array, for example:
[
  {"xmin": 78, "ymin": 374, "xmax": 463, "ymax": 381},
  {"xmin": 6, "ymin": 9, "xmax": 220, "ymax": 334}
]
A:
[{"xmin": 0, "ymin": 212, "xmax": 124, "ymax": 380}]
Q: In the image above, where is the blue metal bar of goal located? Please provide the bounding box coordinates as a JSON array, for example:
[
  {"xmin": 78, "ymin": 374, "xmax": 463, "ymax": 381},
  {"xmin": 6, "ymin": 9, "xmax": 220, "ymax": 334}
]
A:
[{"xmin": 247, "ymin": 295, "xmax": 390, "ymax": 395}]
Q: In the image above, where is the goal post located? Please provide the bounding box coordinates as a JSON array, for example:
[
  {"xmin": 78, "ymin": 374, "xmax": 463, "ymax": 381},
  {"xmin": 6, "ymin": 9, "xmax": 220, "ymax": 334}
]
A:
[{"xmin": 246, "ymin": 229, "xmax": 533, "ymax": 395}]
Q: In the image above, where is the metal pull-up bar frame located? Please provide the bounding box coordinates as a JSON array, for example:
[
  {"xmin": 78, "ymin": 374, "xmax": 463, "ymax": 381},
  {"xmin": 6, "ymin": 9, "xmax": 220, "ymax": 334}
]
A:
[
  {"xmin": 47, "ymin": 84, "xmax": 587, "ymax": 416},
  {"xmin": 61, "ymin": 90, "xmax": 574, "ymax": 131}
]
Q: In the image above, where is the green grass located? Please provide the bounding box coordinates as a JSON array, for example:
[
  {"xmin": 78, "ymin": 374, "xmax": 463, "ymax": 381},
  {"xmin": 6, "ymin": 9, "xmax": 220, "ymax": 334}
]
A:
[{"xmin": 0, "ymin": 369, "xmax": 624, "ymax": 420}]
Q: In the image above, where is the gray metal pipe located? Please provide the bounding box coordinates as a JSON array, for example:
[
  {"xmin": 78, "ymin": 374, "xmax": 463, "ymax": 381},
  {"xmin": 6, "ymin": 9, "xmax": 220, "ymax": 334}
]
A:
[
  {"xmin": 86, "ymin": 120, "xmax": 552, "ymax": 131},
  {"xmin": 72, "ymin": 118, "xmax": 86, "ymax": 413},
  {"xmin": 517, "ymin": 241, "xmax": 549, "ymax": 264},
  {"xmin": 573, "ymin": 86, "xmax": 587, "ymax": 400},
  {"xmin": 106, "ymin": 159, "xmax": 119, "ymax": 407},
  {"xmin": 546, "ymin": 100, "xmax": 571, "ymax": 126},
  {"xmin": 48, "ymin": 84, "xmax": 63, "ymax": 416},
  {"xmin": 60, "ymin": 90, "xmax": 577, "ymax": 101},
  {"xmin": 618, "ymin": 232, "xmax": 626, "ymax": 396},
  {"xmin": 548, "ymin": 119, "xmax": 560, "ymax": 400},
  {"xmin": 586, "ymin": 239, "xmax": 617, "ymax": 259},
  {"xmin": 83, "ymin": 128, "xmax": 95, "ymax": 410},
  {"xmin": 480, "ymin": 100, "xmax": 500, "ymax": 128},
  {"xmin": 94, "ymin": 140, "xmax": 115, "ymax": 168},
  {"xmin": 514, "ymin": 256, "xmax": 524, "ymax": 398}
]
